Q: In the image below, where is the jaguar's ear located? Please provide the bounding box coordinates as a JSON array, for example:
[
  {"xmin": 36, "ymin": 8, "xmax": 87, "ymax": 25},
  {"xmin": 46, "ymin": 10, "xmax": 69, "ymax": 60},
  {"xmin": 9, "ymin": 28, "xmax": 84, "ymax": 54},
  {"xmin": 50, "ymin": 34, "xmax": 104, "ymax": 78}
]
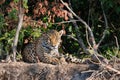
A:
[{"xmin": 59, "ymin": 30, "xmax": 64, "ymax": 36}]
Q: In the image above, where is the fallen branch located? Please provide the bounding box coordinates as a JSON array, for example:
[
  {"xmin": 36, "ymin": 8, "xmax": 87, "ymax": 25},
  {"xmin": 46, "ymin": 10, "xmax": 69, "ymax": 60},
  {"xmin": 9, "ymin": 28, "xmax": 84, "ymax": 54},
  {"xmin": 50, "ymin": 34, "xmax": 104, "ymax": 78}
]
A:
[{"xmin": 102, "ymin": 63, "xmax": 120, "ymax": 74}]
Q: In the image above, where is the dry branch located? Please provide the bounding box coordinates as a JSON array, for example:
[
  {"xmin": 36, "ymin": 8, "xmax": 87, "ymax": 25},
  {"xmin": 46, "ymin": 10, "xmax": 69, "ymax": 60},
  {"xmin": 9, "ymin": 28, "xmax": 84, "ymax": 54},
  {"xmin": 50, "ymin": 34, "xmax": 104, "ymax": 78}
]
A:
[
  {"xmin": 60, "ymin": 0, "xmax": 90, "ymax": 54},
  {"xmin": 102, "ymin": 63, "xmax": 120, "ymax": 74},
  {"xmin": 114, "ymin": 36, "xmax": 119, "ymax": 56},
  {"xmin": 72, "ymin": 21, "xmax": 89, "ymax": 54},
  {"xmin": 96, "ymin": 2, "xmax": 109, "ymax": 49},
  {"xmin": 12, "ymin": 0, "xmax": 23, "ymax": 62},
  {"xmin": 60, "ymin": 0, "xmax": 99, "ymax": 56},
  {"xmin": 60, "ymin": 0, "xmax": 96, "ymax": 48},
  {"xmin": 60, "ymin": 1, "xmax": 112, "ymax": 70},
  {"xmin": 53, "ymin": 20, "xmax": 81, "ymax": 24}
]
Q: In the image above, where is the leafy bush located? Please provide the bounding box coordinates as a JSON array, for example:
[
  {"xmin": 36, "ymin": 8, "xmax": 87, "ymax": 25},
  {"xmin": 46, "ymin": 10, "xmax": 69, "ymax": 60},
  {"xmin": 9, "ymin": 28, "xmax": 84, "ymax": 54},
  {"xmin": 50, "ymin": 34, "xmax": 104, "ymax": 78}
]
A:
[{"xmin": 0, "ymin": 0, "xmax": 120, "ymax": 61}]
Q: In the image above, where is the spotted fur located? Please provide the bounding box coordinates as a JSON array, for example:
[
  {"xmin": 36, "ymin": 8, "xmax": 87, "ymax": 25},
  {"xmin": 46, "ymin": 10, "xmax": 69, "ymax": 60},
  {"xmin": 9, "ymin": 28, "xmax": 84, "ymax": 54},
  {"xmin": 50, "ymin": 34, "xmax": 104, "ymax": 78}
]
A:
[{"xmin": 22, "ymin": 30, "xmax": 64, "ymax": 64}]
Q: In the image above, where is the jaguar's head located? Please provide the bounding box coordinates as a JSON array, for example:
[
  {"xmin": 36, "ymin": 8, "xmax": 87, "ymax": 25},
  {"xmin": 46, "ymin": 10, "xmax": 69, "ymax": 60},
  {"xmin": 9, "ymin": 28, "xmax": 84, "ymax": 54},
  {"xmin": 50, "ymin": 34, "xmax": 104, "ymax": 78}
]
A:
[{"xmin": 47, "ymin": 30, "xmax": 64, "ymax": 49}]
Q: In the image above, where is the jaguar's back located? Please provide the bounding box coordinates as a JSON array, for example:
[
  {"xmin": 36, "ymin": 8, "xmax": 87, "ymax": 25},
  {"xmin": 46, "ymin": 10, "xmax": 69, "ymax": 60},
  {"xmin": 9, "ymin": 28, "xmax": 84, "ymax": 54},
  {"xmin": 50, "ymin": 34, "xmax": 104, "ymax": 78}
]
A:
[{"xmin": 22, "ymin": 30, "xmax": 64, "ymax": 64}]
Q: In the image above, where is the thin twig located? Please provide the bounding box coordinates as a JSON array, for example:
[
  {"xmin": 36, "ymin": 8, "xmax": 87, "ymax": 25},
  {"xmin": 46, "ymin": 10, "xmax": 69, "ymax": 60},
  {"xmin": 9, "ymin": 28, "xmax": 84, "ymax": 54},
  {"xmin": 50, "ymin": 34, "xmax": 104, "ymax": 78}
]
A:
[
  {"xmin": 86, "ymin": 26, "xmax": 92, "ymax": 48},
  {"xmin": 102, "ymin": 63, "xmax": 120, "ymax": 74},
  {"xmin": 114, "ymin": 36, "xmax": 119, "ymax": 56},
  {"xmin": 66, "ymin": 35, "xmax": 79, "ymax": 42},
  {"xmin": 81, "ymin": 70, "xmax": 96, "ymax": 73},
  {"xmin": 87, "ymin": 0, "xmax": 92, "ymax": 25},
  {"xmin": 29, "ymin": 19, "xmax": 81, "ymax": 25},
  {"xmin": 96, "ymin": 1, "xmax": 108, "ymax": 48},
  {"xmin": 86, "ymin": 0, "xmax": 92, "ymax": 48},
  {"xmin": 85, "ymin": 4, "xmax": 93, "ymax": 52},
  {"xmin": 112, "ymin": 36, "xmax": 119, "ymax": 67},
  {"xmin": 53, "ymin": 20, "xmax": 81, "ymax": 24}
]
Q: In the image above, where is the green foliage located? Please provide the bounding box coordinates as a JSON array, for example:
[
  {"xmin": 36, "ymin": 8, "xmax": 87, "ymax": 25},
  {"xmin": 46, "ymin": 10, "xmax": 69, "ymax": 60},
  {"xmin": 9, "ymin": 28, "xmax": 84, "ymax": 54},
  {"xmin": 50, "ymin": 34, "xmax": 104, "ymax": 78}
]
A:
[
  {"xmin": 0, "ymin": 7, "xmax": 18, "ymax": 58},
  {"xmin": 23, "ymin": 0, "xmax": 28, "ymax": 9},
  {"xmin": 0, "ymin": 14, "xmax": 5, "ymax": 35},
  {"xmin": 0, "ymin": 29, "xmax": 16, "ymax": 59},
  {"xmin": 104, "ymin": 47, "xmax": 120, "ymax": 59},
  {"xmin": 8, "ymin": 9, "xmax": 17, "ymax": 20},
  {"xmin": 0, "ymin": 26, "xmax": 42, "ymax": 59},
  {"xmin": 14, "ymin": 0, "xmax": 28, "ymax": 9},
  {"xmin": 0, "ymin": 0, "xmax": 120, "ymax": 60},
  {"xmin": 22, "ymin": 27, "xmax": 42, "ymax": 41},
  {"xmin": 0, "ymin": 11, "xmax": 41, "ymax": 59},
  {"xmin": 14, "ymin": 0, "xmax": 19, "ymax": 3},
  {"xmin": 0, "ymin": 14, "xmax": 6, "ymax": 58},
  {"xmin": 62, "ymin": 24, "xmax": 80, "ymax": 54}
]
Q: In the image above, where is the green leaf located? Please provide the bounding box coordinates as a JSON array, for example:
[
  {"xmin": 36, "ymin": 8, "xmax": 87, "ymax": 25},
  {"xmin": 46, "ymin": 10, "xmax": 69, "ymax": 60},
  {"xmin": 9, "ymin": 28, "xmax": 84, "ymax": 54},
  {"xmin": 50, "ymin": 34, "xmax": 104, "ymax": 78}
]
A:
[
  {"xmin": 23, "ymin": 0, "xmax": 28, "ymax": 9},
  {"xmin": 68, "ymin": 26, "xmax": 72, "ymax": 32},
  {"xmin": 8, "ymin": 9, "xmax": 17, "ymax": 20},
  {"xmin": 14, "ymin": 0, "xmax": 19, "ymax": 3},
  {"xmin": 31, "ymin": 29, "xmax": 41, "ymax": 38}
]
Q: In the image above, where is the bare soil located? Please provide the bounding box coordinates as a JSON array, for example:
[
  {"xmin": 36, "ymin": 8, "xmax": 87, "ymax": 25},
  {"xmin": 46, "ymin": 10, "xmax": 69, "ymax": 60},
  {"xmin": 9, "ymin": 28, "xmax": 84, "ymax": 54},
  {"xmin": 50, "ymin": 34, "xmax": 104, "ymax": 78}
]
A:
[{"xmin": 0, "ymin": 61, "xmax": 120, "ymax": 80}]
